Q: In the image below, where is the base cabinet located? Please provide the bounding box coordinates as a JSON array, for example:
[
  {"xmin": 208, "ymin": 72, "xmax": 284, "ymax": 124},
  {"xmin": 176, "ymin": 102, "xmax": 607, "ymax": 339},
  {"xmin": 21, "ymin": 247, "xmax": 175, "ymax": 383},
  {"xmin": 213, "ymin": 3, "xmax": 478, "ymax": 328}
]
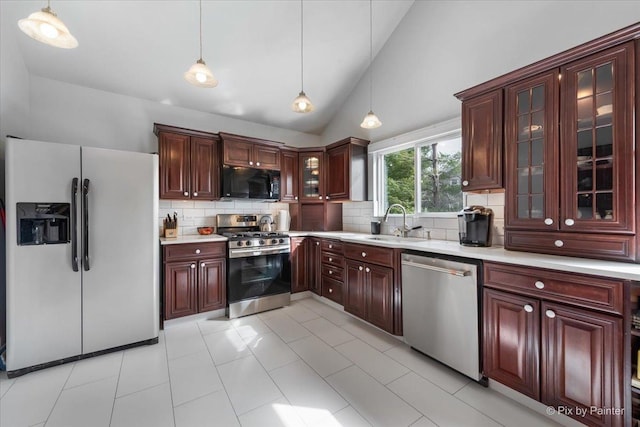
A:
[
  {"xmin": 308, "ymin": 238, "xmax": 322, "ymax": 295},
  {"xmin": 483, "ymin": 262, "xmax": 625, "ymax": 427},
  {"xmin": 290, "ymin": 237, "xmax": 308, "ymax": 293},
  {"xmin": 163, "ymin": 242, "xmax": 226, "ymax": 321}
]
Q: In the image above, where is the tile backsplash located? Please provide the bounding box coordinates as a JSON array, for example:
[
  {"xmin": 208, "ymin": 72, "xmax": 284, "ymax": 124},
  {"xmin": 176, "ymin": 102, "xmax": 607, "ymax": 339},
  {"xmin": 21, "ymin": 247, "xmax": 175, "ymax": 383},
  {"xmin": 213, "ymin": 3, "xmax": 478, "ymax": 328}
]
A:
[
  {"xmin": 159, "ymin": 200, "xmax": 291, "ymax": 236},
  {"xmin": 342, "ymin": 192, "xmax": 505, "ymax": 245}
]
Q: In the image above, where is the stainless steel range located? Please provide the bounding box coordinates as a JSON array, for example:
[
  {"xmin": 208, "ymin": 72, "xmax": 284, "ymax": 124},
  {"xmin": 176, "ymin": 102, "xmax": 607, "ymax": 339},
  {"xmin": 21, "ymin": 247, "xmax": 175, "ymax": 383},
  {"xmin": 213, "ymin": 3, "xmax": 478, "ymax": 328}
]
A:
[{"xmin": 217, "ymin": 214, "xmax": 291, "ymax": 319}]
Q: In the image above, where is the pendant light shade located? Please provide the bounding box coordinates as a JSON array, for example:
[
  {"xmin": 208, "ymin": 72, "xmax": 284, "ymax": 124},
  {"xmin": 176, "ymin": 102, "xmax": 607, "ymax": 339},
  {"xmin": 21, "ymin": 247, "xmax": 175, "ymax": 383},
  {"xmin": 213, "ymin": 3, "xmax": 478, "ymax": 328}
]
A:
[
  {"xmin": 185, "ymin": 0, "xmax": 218, "ymax": 88},
  {"xmin": 361, "ymin": 0, "xmax": 381, "ymax": 129},
  {"xmin": 18, "ymin": 1, "xmax": 78, "ymax": 49},
  {"xmin": 292, "ymin": 0, "xmax": 314, "ymax": 113},
  {"xmin": 360, "ymin": 110, "xmax": 382, "ymax": 129},
  {"xmin": 292, "ymin": 91, "xmax": 314, "ymax": 113}
]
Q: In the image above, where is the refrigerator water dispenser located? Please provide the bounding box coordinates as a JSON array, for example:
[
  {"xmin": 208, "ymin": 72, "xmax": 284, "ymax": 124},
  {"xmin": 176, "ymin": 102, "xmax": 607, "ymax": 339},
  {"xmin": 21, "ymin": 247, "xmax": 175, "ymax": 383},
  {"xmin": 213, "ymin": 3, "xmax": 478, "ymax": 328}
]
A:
[{"xmin": 17, "ymin": 203, "xmax": 70, "ymax": 245}]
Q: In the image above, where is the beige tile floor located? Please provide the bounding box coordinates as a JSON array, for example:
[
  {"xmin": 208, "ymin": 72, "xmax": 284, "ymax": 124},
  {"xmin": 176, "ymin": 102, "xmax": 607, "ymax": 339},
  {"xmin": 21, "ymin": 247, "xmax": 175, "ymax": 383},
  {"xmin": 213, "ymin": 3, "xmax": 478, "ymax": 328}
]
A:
[{"xmin": 0, "ymin": 296, "xmax": 575, "ymax": 427}]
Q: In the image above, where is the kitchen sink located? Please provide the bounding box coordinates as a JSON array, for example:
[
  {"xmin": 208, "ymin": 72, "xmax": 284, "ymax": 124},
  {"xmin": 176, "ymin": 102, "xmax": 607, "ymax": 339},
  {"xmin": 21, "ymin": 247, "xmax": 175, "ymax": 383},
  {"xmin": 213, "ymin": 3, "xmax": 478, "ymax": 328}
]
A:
[{"xmin": 364, "ymin": 235, "xmax": 429, "ymax": 243}]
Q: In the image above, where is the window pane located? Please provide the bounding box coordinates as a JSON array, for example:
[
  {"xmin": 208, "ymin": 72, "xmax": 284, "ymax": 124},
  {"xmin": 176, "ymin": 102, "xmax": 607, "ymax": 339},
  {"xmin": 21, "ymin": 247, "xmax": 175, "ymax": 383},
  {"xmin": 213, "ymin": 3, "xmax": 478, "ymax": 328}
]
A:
[
  {"xmin": 384, "ymin": 148, "xmax": 415, "ymax": 213},
  {"xmin": 419, "ymin": 138, "xmax": 463, "ymax": 213}
]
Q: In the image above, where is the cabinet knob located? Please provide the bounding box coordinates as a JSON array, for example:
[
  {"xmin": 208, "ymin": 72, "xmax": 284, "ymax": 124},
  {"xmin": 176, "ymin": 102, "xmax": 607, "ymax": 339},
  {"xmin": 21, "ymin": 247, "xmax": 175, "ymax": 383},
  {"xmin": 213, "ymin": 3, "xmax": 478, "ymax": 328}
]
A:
[
  {"xmin": 534, "ymin": 281, "xmax": 545, "ymax": 289},
  {"xmin": 554, "ymin": 240, "xmax": 564, "ymax": 248},
  {"xmin": 195, "ymin": 249, "xmax": 201, "ymax": 254},
  {"xmin": 329, "ymin": 257, "xmax": 333, "ymax": 262},
  {"xmin": 193, "ymin": 192, "xmax": 198, "ymax": 197},
  {"xmin": 249, "ymin": 161, "xmax": 254, "ymax": 166},
  {"xmin": 319, "ymin": 196, "xmax": 323, "ymax": 200},
  {"xmin": 361, "ymin": 252, "xmax": 367, "ymax": 258},
  {"xmin": 256, "ymin": 162, "xmax": 261, "ymax": 166},
  {"xmin": 524, "ymin": 304, "xmax": 534, "ymax": 313},
  {"xmin": 544, "ymin": 218, "xmax": 553, "ymax": 226},
  {"xmin": 184, "ymin": 191, "xmax": 189, "ymax": 196},
  {"xmin": 328, "ymin": 288, "xmax": 333, "ymax": 293},
  {"xmin": 329, "ymin": 270, "xmax": 333, "ymax": 275},
  {"xmin": 365, "ymin": 267, "xmax": 370, "ymax": 273},
  {"xmin": 316, "ymin": 241, "xmax": 320, "ymax": 246},
  {"xmin": 462, "ymin": 180, "xmax": 469, "ymax": 187},
  {"xmin": 294, "ymin": 196, "xmax": 298, "ymax": 200},
  {"xmin": 329, "ymin": 244, "xmax": 333, "ymax": 249},
  {"xmin": 190, "ymin": 264, "xmax": 196, "ymax": 269},
  {"xmin": 564, "ymin": 218, "xmax": 575, "ymax": 226},
  {"xmin": 326, "ymin": 196, "xmax": 330, "ymax": 200},
  {"xmin": 358, "ymin": 266, "xmax": 363, "ymax": 271},
  {"xmin": 545, "ymin": 309, "xmax": 556, "ymax": 319},
  {"xmin": 200, "ymin": 262, "xmax": 205, "ymax": 267}
]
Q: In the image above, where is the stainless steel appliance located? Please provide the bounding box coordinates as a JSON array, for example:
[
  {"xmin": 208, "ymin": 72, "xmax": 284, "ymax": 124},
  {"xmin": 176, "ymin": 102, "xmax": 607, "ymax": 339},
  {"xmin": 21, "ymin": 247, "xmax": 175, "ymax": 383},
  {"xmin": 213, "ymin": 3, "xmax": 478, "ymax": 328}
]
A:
[
  {"xmin": 401, "ymin": 251, "xmax": 485, "ymax": 383},
  {"xmin": 221, "ymin": 166, "xmax": 280, "ymax": 201},
  {"xmin": 6, "ymin": 138, "xmax": 159, "ymax": 377},
  {"xmin": 458, "ymin": 205, "xmax": 493, "ymax": 247},
  {"xmin": 217, "ymin": 214, "xmax": 291, "ymax": 319}
]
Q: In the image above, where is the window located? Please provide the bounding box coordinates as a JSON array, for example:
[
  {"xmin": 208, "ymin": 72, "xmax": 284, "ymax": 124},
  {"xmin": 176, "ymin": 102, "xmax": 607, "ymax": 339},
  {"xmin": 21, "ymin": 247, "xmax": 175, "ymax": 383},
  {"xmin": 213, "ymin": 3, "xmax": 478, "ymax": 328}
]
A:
[{"xmin": 374, "ymin": 127, "xmax": 463, "ymax": 216}]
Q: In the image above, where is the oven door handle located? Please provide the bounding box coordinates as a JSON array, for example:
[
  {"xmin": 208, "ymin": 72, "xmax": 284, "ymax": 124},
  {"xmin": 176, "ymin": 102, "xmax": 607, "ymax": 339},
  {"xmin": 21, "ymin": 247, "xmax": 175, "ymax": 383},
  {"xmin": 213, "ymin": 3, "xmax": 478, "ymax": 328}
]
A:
[{"xmin": 229, "ymin": 246, "xmax": 290, "ymax": 257}]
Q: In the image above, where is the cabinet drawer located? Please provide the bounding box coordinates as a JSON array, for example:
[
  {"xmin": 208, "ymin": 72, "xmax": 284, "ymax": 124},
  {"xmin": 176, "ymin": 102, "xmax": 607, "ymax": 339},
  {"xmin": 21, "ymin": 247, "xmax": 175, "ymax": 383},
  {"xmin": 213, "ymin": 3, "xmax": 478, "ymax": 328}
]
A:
[
  {"xmin": 322, "ymin": 276, "xmax": 343, "ymax": 305},
  {"xmin": 484, "ymin": 262, "xmax": 624, "ymax": 315},
  {"xmin": 321, "ymin": 239, "xmax": 343, "ymax": 253},
  {"xmin": 344, "ymin": 243, "xmax": 394, "ymax": 268},
  {"xmin": 321, "ymin": 264, "xmax": 344, "ymax": 282},
  {"xmin": 321, "ymin": 251, "xmax": 343, "ymax": 268},
  {"xmin": 164, "ymin": 242, "xmax": 226, "ymax": 261}
]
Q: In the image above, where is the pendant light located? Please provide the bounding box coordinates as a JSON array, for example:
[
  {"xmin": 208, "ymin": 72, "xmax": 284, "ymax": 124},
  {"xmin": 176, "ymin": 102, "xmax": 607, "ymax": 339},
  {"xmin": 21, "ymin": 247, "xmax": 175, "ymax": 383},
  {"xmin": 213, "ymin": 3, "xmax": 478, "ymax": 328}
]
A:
[
  {"xmin": 292, "ymin": 0, "xmax": 314, "ymax": 113},
  {"xmin": 18, "ymin": 0, "xmax": 78, "ymax": 49},
  {"xmin": 360, "ymin": 0, "xmax": 381, "ymax": 129},
  {"xmin": 184, "ymin": 0, "xmax": 218, "ymax": 88}
]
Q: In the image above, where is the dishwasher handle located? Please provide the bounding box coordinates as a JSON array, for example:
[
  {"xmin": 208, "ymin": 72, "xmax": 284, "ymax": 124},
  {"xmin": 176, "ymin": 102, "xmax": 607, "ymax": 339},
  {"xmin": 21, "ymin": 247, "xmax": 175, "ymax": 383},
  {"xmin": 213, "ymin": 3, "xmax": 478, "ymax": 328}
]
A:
[{"xmin": 401, "ymin": 260, "xmax": 470, "ymax": 277}]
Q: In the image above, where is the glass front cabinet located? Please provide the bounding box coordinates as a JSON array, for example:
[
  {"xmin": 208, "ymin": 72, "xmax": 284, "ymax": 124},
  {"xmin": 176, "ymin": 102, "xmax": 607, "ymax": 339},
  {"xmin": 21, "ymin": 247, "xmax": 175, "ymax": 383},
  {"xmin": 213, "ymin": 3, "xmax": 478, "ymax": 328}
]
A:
[
  {"xmin": 299, "ymin": 151, "xmax": 324, "ymax": 202},
  {"xmin": 504, "ymin": 42, "xmax": 635, "ymax": 262}
]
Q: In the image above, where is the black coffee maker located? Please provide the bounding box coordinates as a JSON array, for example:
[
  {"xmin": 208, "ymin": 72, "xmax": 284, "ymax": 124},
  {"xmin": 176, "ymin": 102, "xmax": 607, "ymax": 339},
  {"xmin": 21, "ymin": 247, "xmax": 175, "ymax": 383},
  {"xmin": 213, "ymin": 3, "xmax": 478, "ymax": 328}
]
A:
[{"xmin": 458, "ymin": 206, "xmax": 493, "ymax": 247}]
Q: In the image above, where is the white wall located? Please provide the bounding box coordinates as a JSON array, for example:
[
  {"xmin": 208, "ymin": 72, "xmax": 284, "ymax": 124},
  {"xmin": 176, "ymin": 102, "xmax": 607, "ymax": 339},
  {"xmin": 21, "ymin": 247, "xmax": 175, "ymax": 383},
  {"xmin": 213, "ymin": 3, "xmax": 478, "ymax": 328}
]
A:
[
  {"xmin": 26, "ymin": 76, "xmax": 322, "ymax": 154},
  {"xmin": 321, "ymin": 1, "xmax": 640, "ymax": 144}
]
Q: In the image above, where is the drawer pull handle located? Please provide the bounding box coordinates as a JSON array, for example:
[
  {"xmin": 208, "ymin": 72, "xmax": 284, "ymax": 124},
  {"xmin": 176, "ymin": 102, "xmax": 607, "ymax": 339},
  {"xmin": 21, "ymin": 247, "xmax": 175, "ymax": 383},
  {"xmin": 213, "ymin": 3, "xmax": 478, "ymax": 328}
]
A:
[
  {"xmin": 545, "ymin": 309, "xmax": 556, "ymax": 319},
  {"xmin": 554, "ymin": 240, "xmax": 564, "ymax": 247},
  {"xmin": 534, "ymin": 281, "xmax": 545, "ymax": 289},
  {"xmin": 544, "ymin": 218, "xmax": 553, "ymax": 226},
  {"xmin": 358, "ymin": 266, "xmax": 363, "ymax": 271},
  {"xmin": 361, "ymin": 252, "xmax": 367, "ymax": 258},
  {"xmin": 328, "ymin": 288, "xmax": 333, "ymax": 293},
  {"xmin": 524, "ymin": 304, "xmax": 533, "ymax": 313},
  {"xmin": 564, "ymin": 218, "xmax": 575, "ymax": 226},
  {"xmin": 329, "ymin": 257, "xmax": 333, "ymax": 262},
  {"xmin": 190, "ymin": 264, "xmax": 196, "ymax": 269},
  {"xmin": 329, "ymin": 244, "xmax": 333, "ymax": 249},
  {"xmin": 365, "ymin": 267, "xmax": 370, "ymax": 273},
  {"xmin": 195, "ymin": 249, "xmax": 201, "ymax": 254},
  {"xmin": 329, "ymin": 270, "xmax": 333, "ymax": 275}
]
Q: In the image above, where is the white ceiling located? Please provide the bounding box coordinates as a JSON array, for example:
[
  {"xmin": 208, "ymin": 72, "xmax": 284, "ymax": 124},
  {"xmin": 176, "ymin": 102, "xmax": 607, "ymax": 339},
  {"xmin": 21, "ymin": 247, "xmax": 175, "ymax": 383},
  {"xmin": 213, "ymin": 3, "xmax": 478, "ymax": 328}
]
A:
[{"xmin": 3, "ymin": 0, "xmax": 414, "ymax": 135}]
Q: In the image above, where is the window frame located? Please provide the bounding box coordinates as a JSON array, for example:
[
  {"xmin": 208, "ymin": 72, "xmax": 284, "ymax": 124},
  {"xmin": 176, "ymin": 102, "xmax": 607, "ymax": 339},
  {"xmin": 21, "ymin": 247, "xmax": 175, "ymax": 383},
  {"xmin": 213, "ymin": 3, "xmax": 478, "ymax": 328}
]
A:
[{"xmin": 371, "ymin": 119, "xmax": 462, "ymax": 218}]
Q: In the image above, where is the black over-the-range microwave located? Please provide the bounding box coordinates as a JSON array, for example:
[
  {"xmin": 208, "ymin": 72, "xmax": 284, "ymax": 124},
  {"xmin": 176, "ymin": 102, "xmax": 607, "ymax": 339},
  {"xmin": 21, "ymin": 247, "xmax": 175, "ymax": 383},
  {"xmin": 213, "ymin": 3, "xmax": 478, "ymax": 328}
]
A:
[{"xmin": 221, "ymin": 165, "xmax": 281, "ymax": 201}]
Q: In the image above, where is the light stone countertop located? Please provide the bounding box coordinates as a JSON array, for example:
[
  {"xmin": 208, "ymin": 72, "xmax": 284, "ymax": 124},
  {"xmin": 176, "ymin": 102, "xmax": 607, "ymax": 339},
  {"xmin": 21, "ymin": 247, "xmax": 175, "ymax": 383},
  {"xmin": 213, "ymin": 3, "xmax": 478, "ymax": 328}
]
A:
[
  {"xmin": 286, "ymin": 231, "xmax": 640, "ymax": 281},
  {"xmin": 159, "ymin": 234, "xmax": 227, "ymax": 245}
]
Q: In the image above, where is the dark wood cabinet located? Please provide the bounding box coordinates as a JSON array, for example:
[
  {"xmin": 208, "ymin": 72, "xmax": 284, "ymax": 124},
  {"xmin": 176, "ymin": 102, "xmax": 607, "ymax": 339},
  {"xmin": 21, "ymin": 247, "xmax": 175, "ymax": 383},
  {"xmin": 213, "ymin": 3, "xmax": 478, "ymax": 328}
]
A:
[
  {"xmin": 320, "ymin": 239, "xmax": 344, "ymax": 305},
  {"xmin": 483, "ymin": 261, "xmax": 626, "ymax": 427},
  {"xmin": 299, "ymin": 150, "xmax": 324, "ymax": 202},
  {"xmin": 163, "ymin": 242, "xmax": 226, "ymax": 321},
  {"xmin": 280, "ymin": 149, "xmax": 299, "ymax": 202},
  {"xmin": 325, "ymin": 138, "xmax": 369, "ymax": 202},
  {"xmin": 343, "ymin": 243, "xmax": 401, "ymax": 335},
  {"xmin": 503, "ymin": 43, "xmax": 636, "ymax": 262},
  {"xmin": 291, "ymin": 202, "xmax": 342, "ymax": 232},
  {"xmin": 308, "ymin": 238, "xmax": 322, "ymax": 295},
  {"xmin": 290, "ymin": 237, "xmax": 308, "ymax": 293},
  {"xmin": 219, "ymin": 132, "xmax": 282, "ymax": 170},
  {"xmin": 155, "ymin": 124, "xmax": 220, "ymax": 200},
  {"xmin": 460, "ymin": 89, "xmax": 503, "ymax": 191}
]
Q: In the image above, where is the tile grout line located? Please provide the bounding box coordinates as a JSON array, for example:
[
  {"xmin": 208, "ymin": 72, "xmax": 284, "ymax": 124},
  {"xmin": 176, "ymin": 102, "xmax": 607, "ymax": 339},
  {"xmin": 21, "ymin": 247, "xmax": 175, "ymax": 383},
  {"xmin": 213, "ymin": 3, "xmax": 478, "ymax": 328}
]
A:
[
  {"xmin": 107, "ymin": 351, "xmax": 125, "ymax": 427},
  {"xmin": 41, "ymin": 362, "xmax": 76, "ymax": 426},
  {"xmin": 162, "ymin": 331, "xmax": 178, "ymax": 427}
]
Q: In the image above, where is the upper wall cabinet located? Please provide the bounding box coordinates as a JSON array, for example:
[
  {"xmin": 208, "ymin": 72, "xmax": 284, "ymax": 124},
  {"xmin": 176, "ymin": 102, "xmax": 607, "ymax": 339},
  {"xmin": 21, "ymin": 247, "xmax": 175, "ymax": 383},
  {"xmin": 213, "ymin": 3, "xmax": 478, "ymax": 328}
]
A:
[
  {"xmin": 154, "ymin": 124, "xmax": 220, "ymax": 201},
  {"xmin": 219, "ymin": 132, "xmax": 281, "ymax": 170},
  {"xmin": 299, "ymin": 149, "xmax": 325, "ymax": 202},
  {"xmin": 460, "ymin": 89, "xmax": 503, "ymax": 191},
  {"xmin": 325, "ymin": 137, "xmax": 369, "ymax": 202},
  {"xmin": 280, "ymin": 149, "xmax": 299, "ymax": 202}
]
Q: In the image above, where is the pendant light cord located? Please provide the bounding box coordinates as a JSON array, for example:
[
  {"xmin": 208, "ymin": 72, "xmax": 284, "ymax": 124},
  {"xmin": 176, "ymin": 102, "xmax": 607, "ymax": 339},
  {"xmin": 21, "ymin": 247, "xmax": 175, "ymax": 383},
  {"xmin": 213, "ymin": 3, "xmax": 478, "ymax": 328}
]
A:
[
  {"xmin": 300, "ymin": 0, "xmax": 304, "ymax": 92},
  {"xmin": 369, "ymin": 0, "xmax": 373, "ymax": 111},
  {"xmin": 199, "ymin": 0, "xmax": 203, "ymax": 60}
]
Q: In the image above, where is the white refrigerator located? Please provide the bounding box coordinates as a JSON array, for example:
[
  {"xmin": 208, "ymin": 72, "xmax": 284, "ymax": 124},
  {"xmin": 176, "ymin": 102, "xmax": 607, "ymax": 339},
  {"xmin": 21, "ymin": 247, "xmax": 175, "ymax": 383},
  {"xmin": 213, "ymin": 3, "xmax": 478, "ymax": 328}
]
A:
[{"xmin": 5, "ymin": 138, "xmax": 159, "ymax": 375}]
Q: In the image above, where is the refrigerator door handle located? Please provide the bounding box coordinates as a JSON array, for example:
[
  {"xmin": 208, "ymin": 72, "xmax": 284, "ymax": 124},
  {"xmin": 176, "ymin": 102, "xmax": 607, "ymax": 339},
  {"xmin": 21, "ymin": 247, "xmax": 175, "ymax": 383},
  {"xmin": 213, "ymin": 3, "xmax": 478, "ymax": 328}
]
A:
[
  {"xmin": 82, "ymin": 178, "xmax": 91, "ymax": 271},
  {"xmin": 71, "ymin": 177, "xmax": 79, "ymax": 272}
]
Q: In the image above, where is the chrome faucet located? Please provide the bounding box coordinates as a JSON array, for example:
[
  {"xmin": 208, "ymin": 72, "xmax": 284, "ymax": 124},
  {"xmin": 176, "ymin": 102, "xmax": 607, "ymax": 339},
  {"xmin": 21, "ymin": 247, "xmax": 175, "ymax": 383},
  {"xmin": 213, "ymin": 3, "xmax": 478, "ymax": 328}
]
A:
[{"xmin": 383, "ymin": 204, "xmax": 411, "ymax": 237}]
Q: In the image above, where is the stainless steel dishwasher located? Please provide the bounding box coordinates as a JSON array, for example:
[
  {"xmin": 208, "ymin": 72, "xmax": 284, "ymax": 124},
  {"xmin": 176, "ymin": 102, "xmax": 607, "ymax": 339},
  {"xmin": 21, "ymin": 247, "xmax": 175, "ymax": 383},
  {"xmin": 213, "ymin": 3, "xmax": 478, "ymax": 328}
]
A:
[{"xmin": 401, "ymin": 251, "xmax": 485, "ymax": 382}]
